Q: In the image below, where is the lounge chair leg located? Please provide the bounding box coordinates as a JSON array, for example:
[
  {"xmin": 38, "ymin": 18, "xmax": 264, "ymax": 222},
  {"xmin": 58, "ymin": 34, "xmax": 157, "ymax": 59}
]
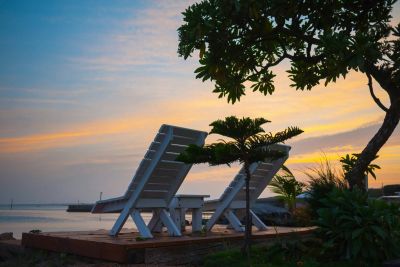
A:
[
  {"xmin": 160, "ymin": 209, "xmax": 181, "ymax": 236},
  {"xmin": 169, "ymin": 208, "xmax": 180, "ymax": 228},
  {"xmin": 110, "ymin": 207, "xmax": 131, "ymax": 236},
  {"xmin": 250, "ymin": 210, "xmax": 267, "ymax": 230},
  {"xmin": 170, "ymin": 207, "xmax": 187, "ymax": 231},
  {"xmin": 225, "ymin": 210, "xmax": 245, "ymax": 232},
  {"xmin": 192, "ymin": 208, "xmax": 202, "ymax": 232},
  {"xmin": 206, "ymin": 205, "xmax": 227, "ymax": 231},
  {"xmin": 148, "ymin": 210, "xmax": 162, "ymax": 232},
  {"xmin": 131, "ymin": 209, "xmax": 153, "ymax": 239}
]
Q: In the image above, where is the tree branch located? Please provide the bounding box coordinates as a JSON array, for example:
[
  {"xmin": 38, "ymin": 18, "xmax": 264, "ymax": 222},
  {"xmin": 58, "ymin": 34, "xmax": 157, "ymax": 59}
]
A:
[
  {"xmin": 367, "ymin": 72, "xmax": 389, "ymax": 112},
  {"xmin": 264, "ymin": 51, "xmax": 288, "ymax": 68}
]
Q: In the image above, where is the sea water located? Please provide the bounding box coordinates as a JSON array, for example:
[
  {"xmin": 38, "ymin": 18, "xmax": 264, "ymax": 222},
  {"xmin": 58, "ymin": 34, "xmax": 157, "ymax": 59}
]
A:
[{"xmin": 0, "ymin": 204, "xmax": 151, "ymax": 239}]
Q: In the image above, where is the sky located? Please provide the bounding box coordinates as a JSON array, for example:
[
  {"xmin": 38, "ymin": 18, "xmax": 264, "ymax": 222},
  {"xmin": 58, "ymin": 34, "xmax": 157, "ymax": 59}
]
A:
[{"xmin": 0, "ymin": 0, "xmax": 399, "ymax": 204}]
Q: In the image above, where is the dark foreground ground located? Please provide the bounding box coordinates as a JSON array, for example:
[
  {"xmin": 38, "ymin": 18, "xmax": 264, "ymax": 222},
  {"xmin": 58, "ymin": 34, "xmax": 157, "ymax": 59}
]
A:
[{"xmin": 0, "ymin": 239, "xmax": 184, "ymax": 267}]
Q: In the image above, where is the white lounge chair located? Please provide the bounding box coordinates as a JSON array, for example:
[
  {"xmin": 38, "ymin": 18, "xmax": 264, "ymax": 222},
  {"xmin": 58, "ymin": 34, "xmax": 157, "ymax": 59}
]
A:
[
  {"xmin": 91, "ymin": 124, "xmax": 207, "ymax": 238},
  {"xmin": 203, "ymin": 144, "xmax": 291, "ymax": 232}
]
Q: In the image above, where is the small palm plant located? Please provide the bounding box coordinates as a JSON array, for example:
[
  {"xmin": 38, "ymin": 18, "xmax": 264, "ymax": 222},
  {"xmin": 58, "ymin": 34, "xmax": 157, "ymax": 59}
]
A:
[
  {"xmin": 177, "ymin": 116, "xmax": 303, "ymax": 256},
  {"xmin": 340, "ymin": 153, "xmax": 380, "ymax": 191},
  {"xmin": 269, "ymin": 167, "xmax": 305, "ymax": 212}
]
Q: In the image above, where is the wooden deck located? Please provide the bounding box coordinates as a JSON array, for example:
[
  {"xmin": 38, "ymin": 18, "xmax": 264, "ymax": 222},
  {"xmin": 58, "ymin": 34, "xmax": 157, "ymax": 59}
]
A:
[{"xmin": 22, "ymin": 226, "xmax": 315, "ymax": 264}]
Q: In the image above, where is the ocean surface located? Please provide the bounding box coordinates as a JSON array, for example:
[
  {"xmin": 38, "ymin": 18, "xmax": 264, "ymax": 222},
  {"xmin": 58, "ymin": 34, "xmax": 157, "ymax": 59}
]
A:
[{"xmin": 0, "ymin": 204, "xmax": 151, "ymax": 239}]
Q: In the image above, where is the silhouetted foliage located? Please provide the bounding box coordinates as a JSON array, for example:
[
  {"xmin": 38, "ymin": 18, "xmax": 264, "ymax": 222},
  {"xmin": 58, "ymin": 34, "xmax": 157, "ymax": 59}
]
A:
[
  {"xmin": 178, "ymin": 0, "xmax": 400, "ymax": 191},
  {"xmin": 316, "ymin": 188, "xmax": 400, "ymax": 264},
  {"xmin": 269, "ymin": 167, "xmax": 305, "ymax": 212},
  {"xmin": 305, "ymin": 158, "xmax": 348, "ymax": 218},
  {"xmin": 340, "ymin": 153, "xmax": 381, "ymax": 190}
]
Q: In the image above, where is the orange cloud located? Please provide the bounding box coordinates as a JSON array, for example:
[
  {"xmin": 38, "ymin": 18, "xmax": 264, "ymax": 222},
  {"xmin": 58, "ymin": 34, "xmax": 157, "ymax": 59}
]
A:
[{"xmin": 0, "ymin": 117, "xmax": 147, "ymax": 153}]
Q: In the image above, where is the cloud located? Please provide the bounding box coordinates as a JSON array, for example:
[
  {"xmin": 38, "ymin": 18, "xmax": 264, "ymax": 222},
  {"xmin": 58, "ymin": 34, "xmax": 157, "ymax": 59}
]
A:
[
  {"xmin": 0, "ymin": 117, "xmax": 143, "ymax": 153},
  {"xmin": 283, "ymin": 123, "xmax": 400, "ymax": 187},
  {"xmin": 69, "ymin": 1, "xmax": 192, "ymax": 73},
  {"xmin": 288, "ymin": 121, "xmax": 400, "ymax": 156}
]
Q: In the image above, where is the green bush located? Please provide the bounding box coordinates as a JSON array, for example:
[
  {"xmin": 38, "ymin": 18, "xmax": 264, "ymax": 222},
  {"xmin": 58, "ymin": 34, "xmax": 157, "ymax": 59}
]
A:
[
  {"xmin": 291, "ymin": 206, "xmax": 314, "ymax": 227},
  {"xmin": 316, "ymin": 188, "xmax": 400, "ymax": 265},
  {"xmin": 305, "ymin": 158, "xmax": 348, "ymax": 218}
]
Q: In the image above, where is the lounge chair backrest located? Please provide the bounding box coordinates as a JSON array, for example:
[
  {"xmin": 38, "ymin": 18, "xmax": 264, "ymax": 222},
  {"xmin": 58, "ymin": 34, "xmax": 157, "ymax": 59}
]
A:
[
  {"xmin": 204, "ymin": 144, "xmax": 291, "ymax": 232},
  {"xmin": 123, "ymin": 124, "xmax": 207, "ymax": 208},
  {"xmin": 217, "ymin": 144, "xmax": 291, "ymax": 209},
  {"xmin": 228, "ymin": 144, "xmax": 290, "ymax": 205}
]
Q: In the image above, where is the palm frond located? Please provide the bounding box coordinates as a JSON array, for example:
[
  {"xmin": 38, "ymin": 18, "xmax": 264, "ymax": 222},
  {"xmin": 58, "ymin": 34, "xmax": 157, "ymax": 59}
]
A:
[
  {"xmin": 176, "ymin": 142, "xmax": 241, "ymax": 166},
  {"xmin": 175, "ymin": 144, "xmax": 213, "ymax": 164},
  {"xmin": 281, "ymin": 165, "xmax": 294, "ymax": 176},
  {"xmin": 208, "ymin": 142, "xmax": 241, "ymax": 165},
  {"xmin": 209, "ymin": 116, "xmax": 269, "ymax": 141},
  {"xmin": 248, "ymin": 127, "xmax": 303, "ymax": 147},
  {"xmin": 269, "ymin": 173, "xmax": 305, "ymax": 211}
]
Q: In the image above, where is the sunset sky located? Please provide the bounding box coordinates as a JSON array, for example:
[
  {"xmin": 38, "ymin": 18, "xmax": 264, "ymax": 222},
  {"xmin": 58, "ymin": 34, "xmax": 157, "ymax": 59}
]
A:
[{"xmin": 1, "ymin": 0, "xmax": 399, "ymax": 204}]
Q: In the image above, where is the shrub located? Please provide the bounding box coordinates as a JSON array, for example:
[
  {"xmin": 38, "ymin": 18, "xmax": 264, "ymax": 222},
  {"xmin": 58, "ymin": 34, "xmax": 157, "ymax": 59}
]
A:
[
  {"xmin": 203, "ymin": 241, "xmax": 357, "ymax": 267},
  {"xmin": 316, "ymin": 188, "xmax": 400, "ymax": 265},
  {"xmin": 368, "ymin": 187, "xmax": 384, "ymax": 198},
  {"xmin": 270, "ymin": 167, "xmax": 305, "ymax": 212},
  {"xmin": 291, "ymin": 206, "xmax": 314, "ymax": 227},
  {"xmin": 305, "ymin": 158, "xmax": 348, "ymax": 218}
]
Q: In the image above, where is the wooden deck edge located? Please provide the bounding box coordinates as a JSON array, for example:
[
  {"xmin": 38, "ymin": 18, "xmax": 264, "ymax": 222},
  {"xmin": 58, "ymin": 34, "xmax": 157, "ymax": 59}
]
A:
[
  {"xmin": 21, "ymin": 233, "xmax": 129, "ymax": 263},
  {"xmin": 21, "ymin": 228, "xmax": 315, "ymax": 264},
  {"xmin": 125, "ymin": 228, "xmax": 316, "ymax": 249}
]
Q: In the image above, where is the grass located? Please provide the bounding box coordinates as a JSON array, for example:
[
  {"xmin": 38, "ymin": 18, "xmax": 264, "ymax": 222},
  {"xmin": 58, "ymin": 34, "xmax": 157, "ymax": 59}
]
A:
[{"xmin": 202, "ymin": 243, "xmax": 376, "ymax": 267}]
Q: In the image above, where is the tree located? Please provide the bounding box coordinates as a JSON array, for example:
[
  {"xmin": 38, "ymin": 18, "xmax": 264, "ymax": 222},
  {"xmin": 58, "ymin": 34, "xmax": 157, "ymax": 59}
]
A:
[
  {"xmin": 269, "ymin": 166, "xmax": 305, "ymax": 212},
  {"xmin": 178, "ymin": 0, "xmax": 400, "ymax": 189},
  {"xmin": 177, "ymin": 116, "xmax": 303, "ymax": 256}
]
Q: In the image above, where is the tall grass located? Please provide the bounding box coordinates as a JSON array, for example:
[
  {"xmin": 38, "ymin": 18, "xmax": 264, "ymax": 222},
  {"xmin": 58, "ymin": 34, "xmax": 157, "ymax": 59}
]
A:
[{"xmin": 304, "ymin": 157, "xmax": 348, "ymax": 218}]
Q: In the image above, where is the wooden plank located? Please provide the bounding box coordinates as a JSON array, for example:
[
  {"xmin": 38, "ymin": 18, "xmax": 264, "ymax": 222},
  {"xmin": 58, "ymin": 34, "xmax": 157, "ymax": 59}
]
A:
[
  {"xmin": 139, "ymin": 190, "xmax": 168, "ymax": 199},
  {"xmin": 171, "ymin": 127, "xmax": 207, "ymax": 140},
  {"xmin": 165, "ymin": 144, "xmax": 189, "ymax": 154},
  {"xmin": 21, "ymin": 233, "xmax": 129, "ymax": 263},
  {"xmin": 146, "ymin": 174, "xmax": 179, "ymax": 183},
  {"xmin": 143, "ymin": 183, "xmax": 170, "ymax": 191},
  {"xmin": 146, "ymin": 151, "xmax": 179, "ymax": 161},
  {"xmin": 157, "ymin": 160, "xmax": 184, "ymax": 170},
  {"xmin": 152, "ymin": 168, "xmax": 180, "ymax": 176},
  {"xmin": 155, "ymin": 134, "xmax": 198, "ymax": 146},
  {"xmin": 150, "ymin": 143, "xmax": 189, "ymax": 154}
]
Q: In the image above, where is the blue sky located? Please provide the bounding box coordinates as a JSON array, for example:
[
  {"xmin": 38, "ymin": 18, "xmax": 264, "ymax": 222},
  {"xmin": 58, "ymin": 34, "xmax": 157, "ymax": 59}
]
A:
[{"xmin": 0, "ymin": 0, "xmax": 399, "ymax": 203}]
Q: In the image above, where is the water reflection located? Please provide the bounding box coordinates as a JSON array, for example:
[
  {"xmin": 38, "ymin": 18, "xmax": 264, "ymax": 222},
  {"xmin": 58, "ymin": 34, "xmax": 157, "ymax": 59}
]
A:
[{"xmin": 0, "ymin": 204, "xmax": 152, "ymax": 239}]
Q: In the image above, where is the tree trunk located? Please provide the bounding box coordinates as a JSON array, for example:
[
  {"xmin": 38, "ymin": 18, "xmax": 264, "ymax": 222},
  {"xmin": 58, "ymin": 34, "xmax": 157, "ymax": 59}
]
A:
[
  {"xmin": 346, "ymin": 103, "xmax": 400, "ymax": 189},
  {"xmin": 241, "ymin": 161, "xmax": 252, "ymax": 258}
]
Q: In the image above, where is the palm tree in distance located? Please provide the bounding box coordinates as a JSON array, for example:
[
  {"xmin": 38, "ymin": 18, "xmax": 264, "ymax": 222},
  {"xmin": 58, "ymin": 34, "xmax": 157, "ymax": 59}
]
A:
[{"xmin": 177, "ymin": 116, "xmax": 303, "ymax": 256}]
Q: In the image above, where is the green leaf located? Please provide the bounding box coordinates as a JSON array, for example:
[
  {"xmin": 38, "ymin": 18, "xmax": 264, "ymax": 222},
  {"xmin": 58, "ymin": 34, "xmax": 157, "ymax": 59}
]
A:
[
  {"xmin": 371, "ymin": 225, "xmax": 387, "ymax": 239},
  {"xmin": 351, "ymin": 228, "xmax": 363, "ymax": 239}
]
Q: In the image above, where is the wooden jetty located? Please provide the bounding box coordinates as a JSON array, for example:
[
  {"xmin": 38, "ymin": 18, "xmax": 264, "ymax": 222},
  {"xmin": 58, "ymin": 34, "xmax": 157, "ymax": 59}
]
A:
[
  {"xmin": 66, "ymin": 204, "xmax": 94, "ymax": 212},
  {"xmin": 21, "ymin": 226, "xmax": 314, "ymax": 265}
]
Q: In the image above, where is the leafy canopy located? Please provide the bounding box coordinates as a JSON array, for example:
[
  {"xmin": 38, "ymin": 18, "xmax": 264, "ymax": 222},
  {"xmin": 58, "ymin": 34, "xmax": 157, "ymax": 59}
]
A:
[
  {"xmin": 178, "ymin": 0, "xmax": 397, "ymax": 103},
  {"xmin": 176, "ymin": 116, "xmax": 303, "ymax": 166}
]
